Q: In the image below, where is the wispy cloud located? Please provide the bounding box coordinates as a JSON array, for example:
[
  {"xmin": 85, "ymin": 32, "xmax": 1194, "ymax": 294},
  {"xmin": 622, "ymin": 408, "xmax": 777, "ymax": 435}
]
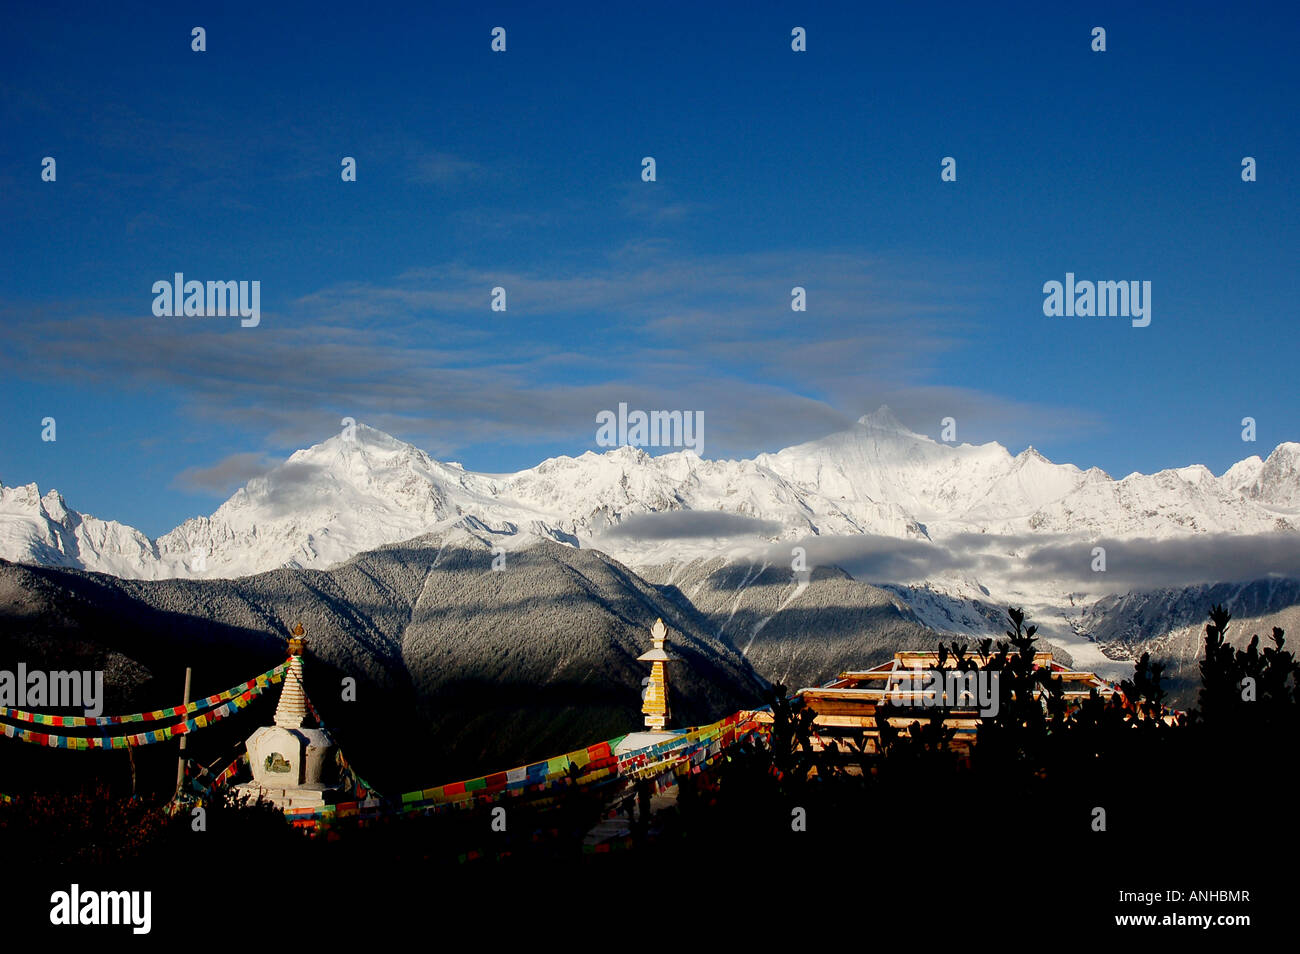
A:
[
  {"xmin": 617, "ymin": 181, "xmax": 698, "ymax": 224},
  {"xmin": 172, "ymin": 452, "xmax": 282, "ymax": 494},
  {"xmin": 0, "ymin": 245, "xmax": 1094, "ymax": 466},
  {"xmin": 409, "ymin": 151, "xmax": 483, "ymax": 186},
  {"xmin": 766, "ymin": 532, "xmax": 1300, "ymax": 592}
]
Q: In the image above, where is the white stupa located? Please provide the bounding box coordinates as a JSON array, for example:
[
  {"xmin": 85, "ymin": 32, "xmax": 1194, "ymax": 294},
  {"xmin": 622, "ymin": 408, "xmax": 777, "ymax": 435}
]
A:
[{"xmin": 235, "ymin": 625, "xmax": 347, "ymax": 810}]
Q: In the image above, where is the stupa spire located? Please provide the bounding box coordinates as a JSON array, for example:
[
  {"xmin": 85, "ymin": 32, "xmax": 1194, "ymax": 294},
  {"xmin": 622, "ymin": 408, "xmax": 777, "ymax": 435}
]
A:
[
  {"xmin": 274, "ymin": 623, "xmax": 309, "ymax": 729},
  {"xmin": 637, "ymin": 618, "xmax": 679, "ymax": 730}
]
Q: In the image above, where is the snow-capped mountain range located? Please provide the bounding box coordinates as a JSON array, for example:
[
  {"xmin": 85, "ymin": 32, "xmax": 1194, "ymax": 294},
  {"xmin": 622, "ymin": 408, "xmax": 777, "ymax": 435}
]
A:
[
  {"xmin": 3, "ymin": 406, "xmax": 1296, "ymax": 583},
  {"xmin": 4, "ymin": 407, "xmax": 1297, "ymax": 681}
]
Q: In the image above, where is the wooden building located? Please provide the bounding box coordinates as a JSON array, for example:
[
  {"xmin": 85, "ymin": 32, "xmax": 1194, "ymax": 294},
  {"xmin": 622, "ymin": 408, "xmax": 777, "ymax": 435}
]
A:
[{"xmin": 756, "ymin": 650, "xmax": 1127, "ymax": 758}]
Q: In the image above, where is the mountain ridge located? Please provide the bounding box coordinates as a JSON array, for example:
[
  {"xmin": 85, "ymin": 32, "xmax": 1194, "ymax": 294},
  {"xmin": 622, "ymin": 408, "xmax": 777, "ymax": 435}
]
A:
[{"xmin": 3, "ymin": 411, "xmax": 1296, "ymax": 582}]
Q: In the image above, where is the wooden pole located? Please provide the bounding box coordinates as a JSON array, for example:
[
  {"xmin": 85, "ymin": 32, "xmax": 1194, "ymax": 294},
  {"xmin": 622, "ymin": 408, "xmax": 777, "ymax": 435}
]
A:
[{"xmin": 174, "ymin": 667, "xmax": 192, "ymax": 798}]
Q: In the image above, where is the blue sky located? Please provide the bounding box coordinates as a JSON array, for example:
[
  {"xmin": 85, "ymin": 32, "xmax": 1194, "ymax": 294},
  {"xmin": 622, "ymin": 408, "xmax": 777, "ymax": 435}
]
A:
[{"xmin": 1, "ymin": 1, "xmax": 1296, "ymax": 537}]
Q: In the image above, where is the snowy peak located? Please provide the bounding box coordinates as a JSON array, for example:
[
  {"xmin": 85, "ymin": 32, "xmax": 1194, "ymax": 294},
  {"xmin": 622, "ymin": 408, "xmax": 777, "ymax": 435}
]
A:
[
  {"xmin": 0, "ymin": 481, "xmax": 157, "ymax": 576},
  {"xmin": 284, "ymin": 423, "xmax": 444, "ymax": 484},
  {"xmin": 152, "ymin": 423, "xmax": 538, "ymax": 577},
  {"xmin": 1253, "ymin": 442, "xmax": 1300, "ymax": 508},
  {"xmin": 1215, "ymin": 443, "xmax": 1300, "ymax": 509},
  {"xmin": 856, "ymin": 404, "xmax": 913, "ymax": 433},
  {"xmin": 1, "ymin": 482, "xmax": 77, "ymax": 530},
  {"xmin": 1222, "ymin": 455, "xmax": 1264, "ymax": 493}
]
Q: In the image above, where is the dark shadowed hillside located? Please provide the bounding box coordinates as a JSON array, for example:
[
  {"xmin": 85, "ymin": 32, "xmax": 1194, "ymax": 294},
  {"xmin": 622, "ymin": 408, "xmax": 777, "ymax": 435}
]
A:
[{"xmin": 0, "ymin": 535, "xmax": 763, "ymax": 792}]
